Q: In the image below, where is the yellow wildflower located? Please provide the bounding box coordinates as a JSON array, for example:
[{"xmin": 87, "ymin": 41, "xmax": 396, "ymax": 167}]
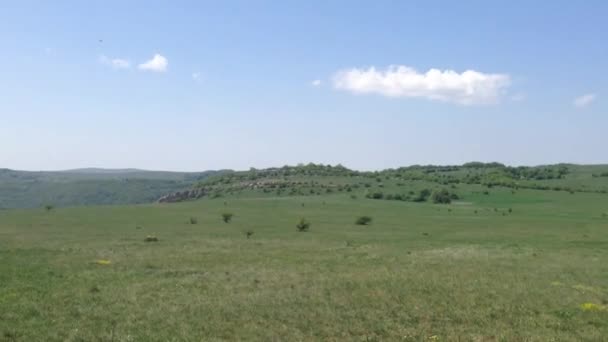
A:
[
  {"xmin": 580, "ymin": 303, "xmax": 605, "ymax": 311},
  {"xmin": 95, "ymin": 259, "xmax": 112, "ymax": 265}
]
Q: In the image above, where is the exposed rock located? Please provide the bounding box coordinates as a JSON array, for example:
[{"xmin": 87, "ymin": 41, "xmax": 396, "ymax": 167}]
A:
[{"xmin": 157, "ymin": 188, "xmax": 207, "ymax": 203}]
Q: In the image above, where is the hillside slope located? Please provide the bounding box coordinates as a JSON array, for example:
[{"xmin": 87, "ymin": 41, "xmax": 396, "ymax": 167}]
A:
[
  {"xmin": 0, "ymin": 168, "xmax": 221, "ymax": 209},
  {"xmin": 163, "ymin": 163, "xmax": 608, "ymax": 203}
]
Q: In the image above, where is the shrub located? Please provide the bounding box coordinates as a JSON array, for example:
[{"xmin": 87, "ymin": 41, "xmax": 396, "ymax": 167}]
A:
[
  {"xmin": 222, "ymin": 213, "xmax": 234, "ymax": 223},
  {"xmin": 355, "ymin": 216, "xmax": 372, "ymax": 225},
  {"xmin": 413, "ymin": 189, "xmax": 431, "ymax": 202},
  {"xmin": 144, "ymin": 235, "xmax": 159, "ymax": 242},
  {"xmin": 431, "ymin": 189, "xmax": 453, "ymax": 204},
  {"xmin": 189, "ymin": 217, "xmax": 198, "ymax": 224},
  {"xmin": 370, "ymin": 192, "xmax": 384, "ymax": 199},
  {"xmin": 245, "ymin": 230, "xmax": 254, "ymax": 239},
  {"xmin": 44, "ymin": 204, "xmax": 54, "ymax": 212},
  {"xmin": 296, "ymin": 218, "xmax": 311, "ymax": 232}
]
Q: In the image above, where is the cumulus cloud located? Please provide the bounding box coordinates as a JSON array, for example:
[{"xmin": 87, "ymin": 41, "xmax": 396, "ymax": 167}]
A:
[
  {"xmin": 573, "ymin": 93, "xmax": 596, "ymax": 108},
  {"xmin": 99, "ymin": 55, "xmax": 131, "ymax": 69},
  {"xmin": 332, "ymin": 65, "xmax": 511, "ymax": 105},
  {"xmin": 138, "ymin": 54, "xmax": 168, "ymax": 72},
  {"xmin": 311, "ymin": 79, "xmax": 322, "ymax": 87}
]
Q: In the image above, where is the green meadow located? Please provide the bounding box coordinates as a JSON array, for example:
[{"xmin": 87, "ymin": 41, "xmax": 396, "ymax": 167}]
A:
[{"xmin": 2, "ymin": 164, "xmax": 608, "ymax": 341}]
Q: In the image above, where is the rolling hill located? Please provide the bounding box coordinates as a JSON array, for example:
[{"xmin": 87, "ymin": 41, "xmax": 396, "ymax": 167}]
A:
[{"xmin": 0, "ymin": 168, "xmax": 222, "ymax": 209}]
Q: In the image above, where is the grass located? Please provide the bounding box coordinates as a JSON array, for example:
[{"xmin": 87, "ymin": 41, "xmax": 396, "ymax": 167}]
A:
[{"xmin": 1, "ymin": 184, "xmax": 608, "ymax": 340}]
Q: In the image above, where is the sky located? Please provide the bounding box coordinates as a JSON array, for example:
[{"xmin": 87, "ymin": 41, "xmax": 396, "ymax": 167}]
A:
[{"xmin": 1, "ymin": 1, "xmax": 606, "ymax": 171}]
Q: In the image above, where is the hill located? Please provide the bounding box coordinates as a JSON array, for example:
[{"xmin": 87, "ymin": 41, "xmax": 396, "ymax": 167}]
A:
[
  {"xmin": 0, "ymin": 168, "xmax": 222, "ymax": 209},
  {"xmin": 162, "ymin": 162, "xmax": 608, "ymax": 203},
  {"xmin": 1, "ymin": 162, "xmax": 608, "ymax": 339}
]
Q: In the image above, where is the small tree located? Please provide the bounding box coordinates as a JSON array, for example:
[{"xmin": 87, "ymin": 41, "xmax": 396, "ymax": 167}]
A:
[
  {"xmin": 355, "ymin": 216, "xmax": 372, "ymax": 225},
  {"xmin": 245, "ymin": 230, "xmax": 254, "ymax": 239},
  {"xmin": 189, "ymin": 217, "xmax": 198, "ymax": 224},
  {"xmin": 222, "ymin": 213, "xmax": 233, "ymax": 223},
  {"xmin": 413, "ymin": 189, "xmax": 431, "ymax": 202},
  {"xmin": 296, "ymin": 218, "xmax": 311, "ymax": 232},
  {"xmin": 44, "ymin": 204, "xmax": 54, "ymax": 212},
  {"xmin": 431, "ymin": 189, "xmax": 452, "ymax": 204}
]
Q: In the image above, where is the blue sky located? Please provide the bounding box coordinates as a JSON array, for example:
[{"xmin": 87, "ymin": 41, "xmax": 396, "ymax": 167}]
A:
[{"xmin": 1, "ymin": 1, "xmax": 606, "ymax": 171}]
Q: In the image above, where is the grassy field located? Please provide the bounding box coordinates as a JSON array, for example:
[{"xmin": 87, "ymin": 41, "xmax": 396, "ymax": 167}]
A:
[{"xmin": 1, "ymin": 180, "xmax": 608, "ymax": 341}]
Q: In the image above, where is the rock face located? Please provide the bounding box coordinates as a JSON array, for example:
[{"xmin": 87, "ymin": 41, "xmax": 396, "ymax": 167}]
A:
[{"xmin": 157, "ymin": 188, "xmax": 207, "ymax": 203}]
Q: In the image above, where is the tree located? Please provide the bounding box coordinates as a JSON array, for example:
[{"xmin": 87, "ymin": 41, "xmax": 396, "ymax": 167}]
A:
[{"xmin": 432, "ymin": 189, "xmax": 453, "ymax": 204}]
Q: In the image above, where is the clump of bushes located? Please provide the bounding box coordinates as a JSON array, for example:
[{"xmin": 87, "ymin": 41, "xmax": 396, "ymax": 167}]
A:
[
  {"xmin": 355, "ymin": 216, "xmax": 372, "ymax": 225},
  {"xmin": 413, "ymin": 189, "xmax": 432, "ymax": 202},
  {"xmin": 431, "ymin": 189, "xmax": 458, "ymax": 204},
  {"xmin": 144, "ymin": 235, "xmax": 159, "ymax": 242},
  {"xmin": 189, "ymin": 217, "xmax": 198, "ymax": 224},
  {"xmin": 222, "ymin": 213, "xmax": 233, "ymax": 223},
  {"xmin": 296, "ymin": 218, "xmax": 311, "ymax": 232}
]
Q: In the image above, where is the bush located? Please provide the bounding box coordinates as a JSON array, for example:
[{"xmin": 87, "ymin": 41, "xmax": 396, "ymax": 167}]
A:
[
  {"xmin": 44, "ymin": 204, "xmax": 54, "ymax": 212},
  {"xmin": 355, "ymin": 216, "xmax": 372, "ymax": 225},
  {"xmin": 189, "ymin": 217, "xmax": 198, "ymax": 224},
  {"xmin": 296, "ymin": 218, "xmax": 311, "ymax": 232},
  {"xmin": 144, "ymin": 235, "xmax": 159, "ymax": 242},
  {"xmin": 222, "ymin": 213, "xmax": 233, "ymax": 223},
  {"xmin": 431, "ymin": 189, "xmax": 453, "ymax": 204},
  {"xmin": 413, "ymin": 189, "xmax": 431, "ymax": 202},
  {"xmin": 245, "ymin": 230, "xmax": 254, "ymax": 239},
  {"xmin": 370, "ymin": 192, "xmax": 384, "ymax": 199}
]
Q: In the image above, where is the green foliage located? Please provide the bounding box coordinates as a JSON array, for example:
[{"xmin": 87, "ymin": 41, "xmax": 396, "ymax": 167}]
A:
[
  {"xmin": 355, "ymin": 216, "xmax": 372, "ymax": 225},
  {"xmin": 296, "ymin": 218, "xmax": 311, "ymax": 232},
  {"xmin": 144, "ymin": 235, "xmax": 159, "ymax": 242},
  {"xmin": 0, "ymin": 168, "xmax": 219, "ymax": 209},
  {"xmin": 222, "ymin": 213, "xmax": 234, "ymax": 223},
  {"xmin": 44, "ymin": 204, "xmax": 54, "ymax": 212},
  {"xmin": 431, "ymin": 189, "xmax": 458, "ymax": 204},
  {"xmin": 189, "ymin": 217, "xmax": 198, "ymax": 224},
  {"xmin": 413, "ymin": 189, "xmax": 431, "ymax": 202}
]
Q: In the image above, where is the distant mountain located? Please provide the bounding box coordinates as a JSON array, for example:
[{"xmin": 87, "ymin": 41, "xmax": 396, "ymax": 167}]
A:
[{"xmin": 0, "ymin": 168, "xmax": 226, "ymax": 209}]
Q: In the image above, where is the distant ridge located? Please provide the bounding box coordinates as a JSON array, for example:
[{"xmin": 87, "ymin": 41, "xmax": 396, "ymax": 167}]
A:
[{"xmin": 0, "ymin": 168, "xmax": 224, "ymax": 209}]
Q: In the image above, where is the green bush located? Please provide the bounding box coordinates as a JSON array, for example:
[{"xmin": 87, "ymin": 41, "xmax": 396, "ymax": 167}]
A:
[
  {"xmin": 222, "ymin": 213, "xmax": 233, "ymax": 223},
  {"xmin": 296, "ymin": 218, "xmax": 311, "ymax": 232},
  {"xmin": 355, "ymin": 216, "xmax": 372, "ymax": 225},
  {"xmin": 189, "ymin": 217, "xmax": 198, "ymax": 224},
  {"xmin": 413, "ymin": 189, "xmax": 431, "ymax": 202},
  {"xmin": 431, "ymin": 189, "xmax": 453, "ymax": 204}
]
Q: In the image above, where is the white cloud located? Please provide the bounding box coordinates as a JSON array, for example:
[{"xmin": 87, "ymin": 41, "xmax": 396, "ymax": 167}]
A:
[
  {"xmin": 192, "ymin": 72, "xmax": 202, "ymax": 82},
  {"xmin": 311, "ymin": 79, "xmax": 322, "ymax": 87},
  {"xmin": 332, "ymin": 65, "xmax": 511, "ymax": 105},
  {"xmin": 138, "ymin": 54, "xmax": 168, "ymax": 72},
  {"xmin": 99, "ymin": 55, "xmax": 131, "ymax": 69},
  {"xmin": 573, "ymin": 93, "xmax": 596, "ymax": 108}
]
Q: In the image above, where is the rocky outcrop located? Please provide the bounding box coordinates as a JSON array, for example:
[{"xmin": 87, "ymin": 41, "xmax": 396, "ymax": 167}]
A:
[{"xmin": 157, "ymin": 188, "xmax": 207, "ymax": 203}]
